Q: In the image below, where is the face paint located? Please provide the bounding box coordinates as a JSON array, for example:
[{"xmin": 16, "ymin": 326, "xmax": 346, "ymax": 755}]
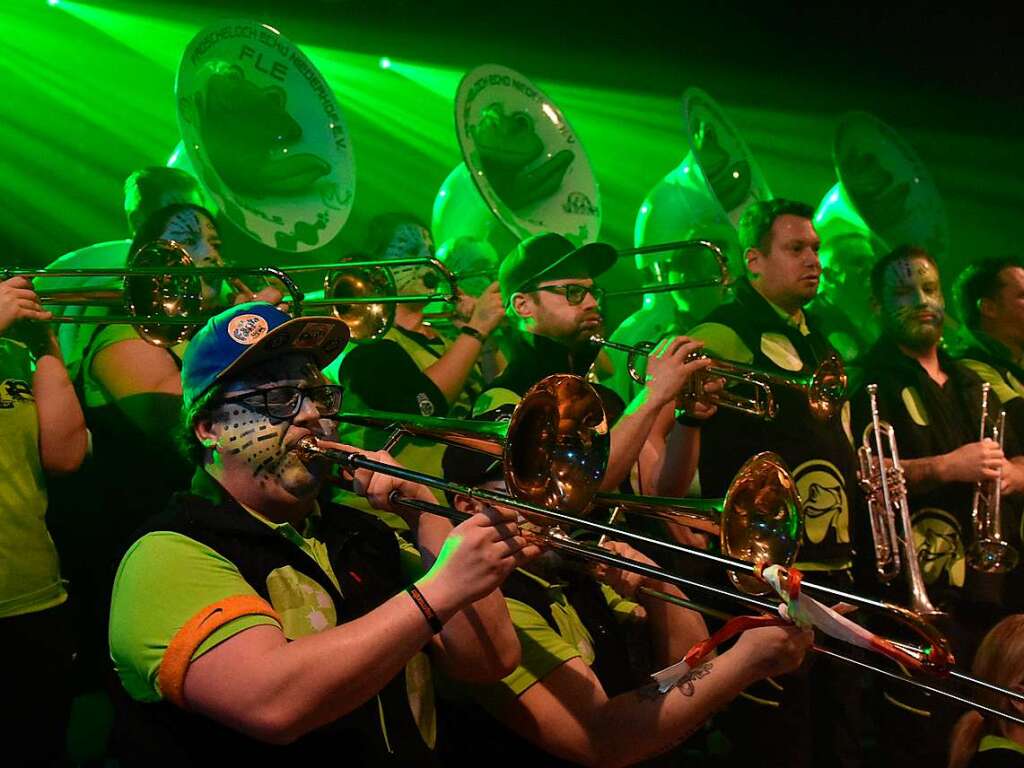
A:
[
  {"xmin": 210, "ymin": 354, "xmax": 336, "ymax": 498},
  {"xmin": 880, "ymin": 256, "xmax": 945, "ymax": 351}
]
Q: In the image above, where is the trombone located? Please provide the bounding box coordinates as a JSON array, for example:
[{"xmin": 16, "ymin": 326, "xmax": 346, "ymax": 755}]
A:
[
  {"xmin": 857, "ymin": 384, "xmax": 943, "ymax": 617},
  {"xmin": 589, "ymin": 335, "xmax": 847, "ymax": 421},
  {"xmin": 591, "ymin": 452, "xmax": 804, "ymax": 596},
  {"xmin": 968, "ymin": 383, "xmax": 1020, "ymax": 574},
  {"xmin": 11, "ymin": 244, "xmax": 460, "ymax": 346},
  {"xmin": 299, "ymin": 374, "xmax": 1024, "ymax": 724},
  {"xmin": 9, "ymin": 240, "xmax": 303, "ymax": 347}
]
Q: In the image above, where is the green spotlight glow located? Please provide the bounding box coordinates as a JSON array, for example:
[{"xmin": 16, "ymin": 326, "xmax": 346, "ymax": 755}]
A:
[
  {"xmin": 379, "ymin": 57, "xmax": 392, "ymax": 70},
  {"xmin": 47, "ymin": 0, "xmax": 60, "ymax": 7}
]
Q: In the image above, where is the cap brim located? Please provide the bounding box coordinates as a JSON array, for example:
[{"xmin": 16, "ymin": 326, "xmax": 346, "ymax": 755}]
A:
[
  {"xmin": 534, "ymin": 241, "xmax": 618, "ymax": 285},
  {"xmin": 214, "ymin": 315, "xmax": 350, "ymax": 386}
]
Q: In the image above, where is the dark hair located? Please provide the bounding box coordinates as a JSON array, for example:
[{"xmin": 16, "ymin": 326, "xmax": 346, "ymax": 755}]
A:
[
  {"xmin": 127, "ymin": 203, "xmax": 218, "ymax": 263},
  {"xmin": 737, "ymin": 198, "xmax": 815, "ymax": 253},
  {"xmin": 363, "ymin": 212, "xmax": 430, "ymax": 260},
  {"xmin": 175, "ymin": 382, "xmax": 225, "ymax": 466},
  {"xmin": 953, "ymin": 256, "xmax": 1024, "ymax": 330},
  {"xmin": 124, "ymin": 167, "xmax": 202, "ymax": 234},
  {"xmin": 869, "ymin": 244, "xmax": 939, "ymax": 303}
]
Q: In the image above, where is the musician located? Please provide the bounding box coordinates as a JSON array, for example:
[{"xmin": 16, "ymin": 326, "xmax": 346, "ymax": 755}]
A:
[
  {"xmin": 850, "ymin": 245, "xmax": 1024, "ymax": 768},
  {"xmin": 49, "ymin": 204, "xmax": 282, "ymax": 724},
  {"xmin": 683, "ymin": 199, "xmax": 864, "ymax": 768},
  {"xmin": 108, "ymin": 302, "xmax": 534, "ymax": 764},
  {"xmin": 39, "ymin": 166, "xmax": 210, "ymax": 299},
  {"xmin": 953, "ymin": 257, "xmax": 1024, "ymax": 432},
  {"xmin": 949, "ymin": 614, "xmax": 1024, "ymax": 768},
  {"xmin": 0, "ymin": 276, "xmax": 87, "ymax": 763},
  {"xmin": 474, "ymin": 231, "xmax": 711, "ymax": 493},
  {"xmin": 331, "ymin": 214, "xmax": 505, "ymax": 521},
  {"xmin": 436, "ymin": 443, "xmax": 813, "ymax": 768},
  {"xmin": 434, "ymin": 235, "xmax": 506, "ymax": 383}
]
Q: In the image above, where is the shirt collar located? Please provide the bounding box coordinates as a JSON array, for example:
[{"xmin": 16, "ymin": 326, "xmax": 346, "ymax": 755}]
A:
[
  {"xmin": 979, "ymin": 734, "xmax": 1024, "ymax": 755},
  {"xmin": 191, "ymin": 467, "xmax": 321, "ymax": 539}
]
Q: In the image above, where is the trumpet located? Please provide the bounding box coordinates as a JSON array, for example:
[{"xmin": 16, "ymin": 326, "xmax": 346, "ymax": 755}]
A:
[
  {"xmin": 968, "ymin": 383, "xmax": 1020, "ymax": 574},
  {"xmin": 588, "ymin": 335, "xmax": 847, "ymax": 421},
  {"xmin": 296, "ymin": 375, "xmax": 1024, "ymax": 723},
  {"xmin": 857, "ymin": 384, "xmax": 943, "ymax": 617}
]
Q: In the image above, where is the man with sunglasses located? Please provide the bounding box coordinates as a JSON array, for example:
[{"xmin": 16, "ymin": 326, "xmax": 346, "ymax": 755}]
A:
[
  {"xmin": 474, "ymin": 232, "xmax": 711, "ymax": 492},
  {"xmin": 108, "ymin": 302, "xmax": 536, "ymax": 764}
]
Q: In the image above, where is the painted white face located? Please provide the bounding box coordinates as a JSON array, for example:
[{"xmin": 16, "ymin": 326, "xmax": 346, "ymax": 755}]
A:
[
  {"xmin": 206, "ymin": 353, "xmax": 339, "ymax": 500},
  {"xmin": 879, "ymin": 256, "xmax": 945, "ymax": 351}
]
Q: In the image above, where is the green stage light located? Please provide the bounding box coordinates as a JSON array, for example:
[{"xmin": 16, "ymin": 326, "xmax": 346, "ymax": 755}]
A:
[{"xmin": 379, "ymin": 56, "xmax": 392, "ymax": 70}]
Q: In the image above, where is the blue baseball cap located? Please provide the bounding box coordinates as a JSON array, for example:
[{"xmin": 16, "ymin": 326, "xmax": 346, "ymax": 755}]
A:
[{"xmin": 181, "ymin": 302, "xmax": 350, "ymax": 409}]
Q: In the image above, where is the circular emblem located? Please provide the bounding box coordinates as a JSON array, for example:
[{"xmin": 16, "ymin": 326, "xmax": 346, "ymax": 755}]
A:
[
  {"xmin": 176, "ymin": 19, "xmax": 354, "ymax": 252},
  {"xmin": 912, "ymin": 507, "xmax": 965, "ymax": 588},
  {"xmin": 792, "ymin": 458, "xmax": 849, "ymax": 545},
  {"xmin": 227, "ymin": 313, "xmax": 270, "ymax": 345}
]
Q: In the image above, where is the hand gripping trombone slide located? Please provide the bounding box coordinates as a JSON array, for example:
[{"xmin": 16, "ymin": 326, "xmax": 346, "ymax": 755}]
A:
[{"xmin": 297, "ymin": 374, "xmax": 1024, "ymax": 725}]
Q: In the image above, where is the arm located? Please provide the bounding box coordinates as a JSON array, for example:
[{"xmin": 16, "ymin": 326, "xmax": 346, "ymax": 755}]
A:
[
  {"xmin": 411, "ymin": 505, "xmax": 522, "ymax": 682},
  {"xmin": 595, "ymin": 541, "xmax": 709, "ymax": 667},
  {"xmin": 499, "ymin": 624, "xmax": 810, "ymax": 768},
  {"xmin": 30, "ymin": 329, "xmax": 87, "ymax": 475},
  {"xmin": 603, "ymin": 338, "xmax": 711, "ymax": 491},
  {"xmin": 90, "ymin": 337, "xmax": 184, "ymax": 444},
  {"xmin": 422, "ymin": 283, "xmax": 505, "ymax": 404},
  {"xmin": 348, "ymin": 451, "xmax": 532, "ymax": 683},
  {"xmin": 183, "ymin": 505, "xmax": 535, "ymax": 744},
  {"xmin": 900, "ymin": 439, "xmax": 1004, "ymax": 494},
  {"xmin": 0, "ymin": 277, "xmax": 87, "ymax": 474}
]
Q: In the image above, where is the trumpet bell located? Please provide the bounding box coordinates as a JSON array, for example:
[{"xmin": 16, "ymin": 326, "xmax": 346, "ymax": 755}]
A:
[
  {"xmin": 721, "ymin": 452, "xmax": 804, "ymax": 594},
  {"xmin": 324, "ymin": 265, "xmax": 396, "ymax": 342},
  {"xmin": 808, "ymin": 355, "xmax": 849, "ymax": 422},
  {"xmin": 967, "ymin": 539, "xmax": 1020, "ymax": 575},
  {"xmin": 505, "ymin": 374, "xmax": 610, "ymax": 514}
]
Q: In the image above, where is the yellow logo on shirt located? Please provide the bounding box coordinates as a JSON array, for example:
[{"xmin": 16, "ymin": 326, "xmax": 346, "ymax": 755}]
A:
[
  {"xmin": 792, "ymin": 458, "xmax": 850, "ymax": 545},
  {"xmin": 0, "ymin": 379, "xmax": 33, "ymax": 409},
  {"xmin": 265, "ymin": 567, "xmax": 337, "ymax": 638},
  {"xmin": 912, "ymin": 507, "xmax": 965, "ymax": 588}
]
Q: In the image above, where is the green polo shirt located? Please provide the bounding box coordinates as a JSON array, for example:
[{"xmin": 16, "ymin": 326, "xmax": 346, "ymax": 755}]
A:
[
  {"xmin": 0, "ymin": 339, "xmax": 67, "ymax": 618},
  {"xmin": 467, "ymin": 568, "xmax": 638, "ymax": 710},
  {"xmin": 109, "ymin": 485, "xmax": 426, "ymax": 703}
]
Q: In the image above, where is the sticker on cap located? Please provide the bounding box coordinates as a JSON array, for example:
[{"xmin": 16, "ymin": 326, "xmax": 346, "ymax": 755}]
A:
[
  {"xmin": 295, "ymin": 323, "xmax": 333, "ymax": 349},
  {"xmin": 227, "ymin": 314, "xmax": 270, "ymax": 346}
]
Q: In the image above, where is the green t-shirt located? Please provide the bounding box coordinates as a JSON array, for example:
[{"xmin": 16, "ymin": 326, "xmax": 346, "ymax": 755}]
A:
[
  {"xmin": 0, "ymin": 339, "xmax": 67, "ymax": 618},
  {"xmin": 466, "ymin": 568, "xmax": 638, "ymax": 711},
  {"xmin": 68, "ymin": 323, "xmax": 188, "ymax": 409}
]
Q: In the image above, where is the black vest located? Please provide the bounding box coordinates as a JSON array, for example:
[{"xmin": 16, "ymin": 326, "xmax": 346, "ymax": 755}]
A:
[
  {"xmin": 695, "ymin": 278, "xmax": 859, "ymax": 568},
  {"xmin": 111, "ymin": 477, "xmax": 437, "ymax": 767}
]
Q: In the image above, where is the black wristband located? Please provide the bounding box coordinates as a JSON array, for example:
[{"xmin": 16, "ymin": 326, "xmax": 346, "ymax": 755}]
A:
[
  {"xmin": 459, "ymin": 324, "xmax": 486, "ymax": 342},
  {"xmin": 407, "ymin": 584, "xmax": 444, "ymax": 634},
  {"xmin": 674, "ymin": 407, "xmax": 703, "ymax": 428}
]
